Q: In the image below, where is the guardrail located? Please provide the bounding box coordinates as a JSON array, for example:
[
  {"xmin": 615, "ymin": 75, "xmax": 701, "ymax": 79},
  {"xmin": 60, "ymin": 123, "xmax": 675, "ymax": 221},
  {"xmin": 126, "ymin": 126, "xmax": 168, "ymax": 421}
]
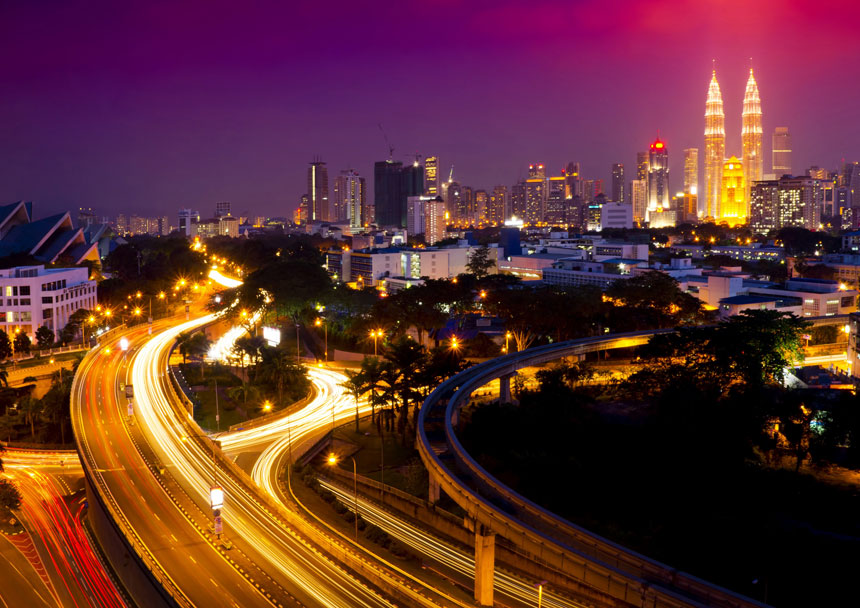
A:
[{"xmin": 417, "ymin": 329, "xmax": 770, "ymax": 608}]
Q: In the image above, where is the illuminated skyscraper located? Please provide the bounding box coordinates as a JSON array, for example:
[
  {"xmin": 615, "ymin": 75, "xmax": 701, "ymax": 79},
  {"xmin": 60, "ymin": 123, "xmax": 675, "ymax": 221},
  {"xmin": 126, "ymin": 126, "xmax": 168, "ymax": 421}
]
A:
[
  {"xmin": 704, "ymin": 70, "xmax": 726, "ymax": 219},
  {"xmin": 636, "ymin": 152, "xmax": 648, "ymax": 181},
  {"xmin": 308, "ymin": 159, "xmax": 330, "ymax": 221},
  {"xmin": 646, "ymin": 138, "xmax": 669, "ymax": 223},
  {"xmin": 611, "ymin": 163, "xmax": 625, "ymax": 202},
  {"xmin": 719, "ymin": 156, "xmax": 746, "ymax": 225},
  {"xmin": 528, "ymin": 164, "xmax": 546, "ymax": 179},
  {"xmin": 683, "ymin": 148, "xmax": 699, "ymax": 198},
  {"xmin": 333, "ymin": 169, "xmax": 366, "ymax": 228},
  {"xmin": 631, "ymin": 179, "xmax": 647, "ymax": 225},
  {"xmin": 772, "ymin": 127, "xmax": 792, "ymax": 177},
  {"xmin": 489, "ymin": 186, "xmax": 507, "ymax": 224},
  {"xmin": 742, "ymin": 69, "xmax": 763, "ymax": 202},
  {"xmin": 423, "ymin": 156, "xmax": 439, "ymax": 197}
]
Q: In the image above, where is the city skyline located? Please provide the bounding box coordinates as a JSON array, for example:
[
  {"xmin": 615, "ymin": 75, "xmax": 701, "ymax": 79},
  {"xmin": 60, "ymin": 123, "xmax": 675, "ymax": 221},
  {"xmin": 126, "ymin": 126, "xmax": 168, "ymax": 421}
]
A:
[{"xmin": 1, "ymin": 1, "xmax": 859, "ymax": 218}]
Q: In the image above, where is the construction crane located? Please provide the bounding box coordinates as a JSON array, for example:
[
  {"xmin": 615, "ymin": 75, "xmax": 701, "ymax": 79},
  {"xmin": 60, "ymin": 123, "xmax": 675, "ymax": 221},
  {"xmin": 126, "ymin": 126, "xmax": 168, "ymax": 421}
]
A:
[{"xmin": 378, "ymin": 124, "xmax": 394, "ymax": 160}]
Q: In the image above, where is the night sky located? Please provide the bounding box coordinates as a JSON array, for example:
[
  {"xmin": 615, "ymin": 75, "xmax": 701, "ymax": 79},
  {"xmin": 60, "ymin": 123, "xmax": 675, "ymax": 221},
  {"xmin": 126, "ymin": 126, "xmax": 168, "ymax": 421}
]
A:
[{"xmin": 2, "ymin": 1, "xmax": 859, "ymax": 219}]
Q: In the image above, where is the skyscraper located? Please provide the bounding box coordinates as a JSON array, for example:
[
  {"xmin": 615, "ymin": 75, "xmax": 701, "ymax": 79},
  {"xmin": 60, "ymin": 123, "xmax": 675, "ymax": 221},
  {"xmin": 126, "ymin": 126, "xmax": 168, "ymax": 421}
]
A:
[
  {"xmin": 611, "ymin": 163, "xmax": 625, "ymax": 202},
  {"xmin": 646, "ymin": 138, "xmax": 669, "ymax": 223},
  {"xmin": 719, "ymin": 156, "xmax": 746, "ymax": 225},
  {"xmin": 424, "ymin": 156, "xmax": 439, "ymax": 197},
  {"xmin": 772, "ymin": 127, "xmax": 792, "ymax": 177},
  {"xmin": 528, "ymin": 164, "xmax": 546, "ymax": 179},
  {"xmin": 636, "ymin": 153, "xmax": 648, "ymax": 181},
  {"xmin": 704, "ymin": 70, "xmax": 726, "ymax": 219},
  {"xmin": 333, "ymin": 169, "xmax": 366, "ymax": 228},
  {"xmin": 683, "ymin": 148, "xmax": 699, "ymax": 197},
  {"xmin": 425, "ymin": 197, "xmax": 447, "ymax": 245},
  {"xmin": 631, "ymin": 180, "xmax": 647, "ymax": 225},
  {"xmin": 564, "ymin": 162, "xmax": 582, "ymax": 200},
  {"xmin": 489, "ymin": 185, "xmax": 507, "ymax": 224},
  {"xmin": 307, "ymin": 159, "xmax": 329, "ymax": 222},
  {"xmin": 742, "ymin": 69, "xmax": 763, "ymax": 202}
]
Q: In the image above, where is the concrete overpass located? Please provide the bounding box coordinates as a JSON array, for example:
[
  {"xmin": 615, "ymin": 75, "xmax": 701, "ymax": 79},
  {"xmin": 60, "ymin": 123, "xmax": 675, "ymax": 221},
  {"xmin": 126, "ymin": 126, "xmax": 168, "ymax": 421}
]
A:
[{"xmin": 417, "ymin": 328, "xmax": 778, "ymax": 608}]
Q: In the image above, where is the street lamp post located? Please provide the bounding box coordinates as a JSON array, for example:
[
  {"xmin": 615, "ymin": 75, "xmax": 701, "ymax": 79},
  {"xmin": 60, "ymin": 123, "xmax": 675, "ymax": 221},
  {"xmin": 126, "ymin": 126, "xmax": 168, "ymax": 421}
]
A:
[
  {"xmin": 505, "ymin": 331, "xmax": 512, "ymax": 354},
  {"xmin": 315, "ymin": 317, "xmax": 327, "ymax": 363},
  {"xmin": 296, "ymin": 323, "xmax": 301, "ymax": 364},
  {"xmin": 328, "ymin": 453, "xmax": 359, "ymax": 540}
]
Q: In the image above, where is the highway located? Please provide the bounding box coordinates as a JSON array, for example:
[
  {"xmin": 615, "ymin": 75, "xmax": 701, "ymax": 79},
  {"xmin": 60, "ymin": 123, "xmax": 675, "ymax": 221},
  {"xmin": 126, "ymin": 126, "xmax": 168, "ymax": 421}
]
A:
[
  {"xmin": 2, "ymin": 448, "xmax": 126, "ymax": 608},
  {"xmin": 129, "ymin": 318, "xmax": 401, "ymax": 608}
]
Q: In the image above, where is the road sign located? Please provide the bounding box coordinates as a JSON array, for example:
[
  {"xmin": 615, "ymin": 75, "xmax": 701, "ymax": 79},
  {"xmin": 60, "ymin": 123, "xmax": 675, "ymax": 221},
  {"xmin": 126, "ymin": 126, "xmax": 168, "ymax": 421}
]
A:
[
  {"xmin": 127, "ymin": 401, "xmax": 133, "ymax": 417},
  {"xmin": 214, "ymin": 515, "xmax": 223, "ymax": 535}
]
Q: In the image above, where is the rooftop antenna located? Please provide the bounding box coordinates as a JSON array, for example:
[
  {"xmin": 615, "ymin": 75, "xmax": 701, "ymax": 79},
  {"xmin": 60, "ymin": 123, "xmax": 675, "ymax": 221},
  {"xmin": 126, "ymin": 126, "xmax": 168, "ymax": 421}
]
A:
[
  {"xmin": 712, "ymin": 58, "xmax": 716, "ymax": 75},
  {"xmin": 448, "ymin": 165, "xmax": 454, "ymax": 183},
  {"xmin": 378, "ymin": 124, "xmax": 394, "ymax": 160}
]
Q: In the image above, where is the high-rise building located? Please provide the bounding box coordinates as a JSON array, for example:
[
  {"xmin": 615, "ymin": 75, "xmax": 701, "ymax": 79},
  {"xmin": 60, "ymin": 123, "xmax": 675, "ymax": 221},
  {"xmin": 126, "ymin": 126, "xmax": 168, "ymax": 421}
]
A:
[
  {"xmin": 215, "ymin": 201, "xmax": 231, "ymax": 218},
  {"xmin": 474, "ymin": 189, "xmax": 489, "ymax": 224},
  {"xmin": 524, "ymin": 178, "xmax": 545, "ymax": 224},
  {"xmin": 636, "ymin": 152, "xmax": 648, "ymax": 181},
  {"xmin": 631, "ymin": 179, "xmax": 647, "ymax": 225},
  {"xmin": 704, "ymin": 70, "xmax": 726, "ymax": 219},
  {"xmin": 564, "ymin": 162, "xmax": 582, "ymax": 200},
  {"xmin": 683, "ymin": 148, "xmax": 699, "ymax": 207},
  {"xmin": 333, "ymin": 169, "xmax": 366, "ymax": 228},
  {"xmin": 719, "ymin": 156, "xmax": 746, "ymax": 225},
  {"xmin": 510, "ymin": 182, "xmax": 526, "ymax": 220},
  {"xmin": 545, "ymin": 177, "xmax": 566, "ymax": 224},
  {"xmin": 424, "ymin": 156, "xmax": 439, "ymax": 197},
  {"xmin": 178, "ymin": 209, "xmax": 199, "ymax": 236},
  {"xmin": 307, "ymin": 159, "xmax": 329, "ymax": 222},
  {"xmin": 407, "ymin": 195, "xmax": 432, "ymax": 235},
  {"xmin": 373, "ymin": 160, "xmax": 423, "ymax": 228},
  {"xmin": 741, "ymin": 69, "xmax": 763, "ymax": 202},
  {"xmin": 446, "ymin": 181, "xmax": 462, "ymax": 219},
  {"xmin": 751, "ymin": 176, "xmax": 821, "ymax": 233},
  {"xmin": 425, "ymin": 197, "xmax": 447, "ymax": 245},
  {"xmin": 528, "ymin": 164, "xmax": 546, "ymax": 179},
  {"xmin": 489, "ymin": 186, "xmax": 507, "ymax": 224},
  {"xmin": 646, "ymin": 138, "xmax": 670, "ymax": 223},
  {"xmin": 772, "ymin": 127, "xmax": 792, "ymax": 177},
  {"xmin": 461, "ymin": 186, "xmax": 473, "ymax": 221},
  {"xmin": 611, "ymin": 164, "xmax": 625, "ymax": 202}
]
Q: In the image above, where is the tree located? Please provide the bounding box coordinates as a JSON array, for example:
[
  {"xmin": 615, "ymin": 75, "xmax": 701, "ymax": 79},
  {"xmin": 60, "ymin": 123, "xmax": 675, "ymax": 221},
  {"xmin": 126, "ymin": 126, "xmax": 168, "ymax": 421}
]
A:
[
  {"xmin": 0, "ymin": 366, "xmax": 7, "ymax": 389},
  {"xmin": 59, "ymin": 308, "xmax": 91, "ymax": 345},
  {"xmin": 13, "ymin": 332, "xmax": 30, "ymax": 357},
  {"xmin": 18, "ymin": 396, "xmax": 40, "ymax": 440},
  {"xmin": 0, "ymin": 479, "xmax": 21, "ymax": 513},
  {"xmin": 35, "ymin": 326, "xmax": 54, "ymax": 350},
  {"xmin": 178, "ymin": 332, "xmax": 210, "ymax": 364},
  {"xmin": 341, "ymin": 370, "xmax": 366, "ymax": 433},
  {"xmin": 0, "ymin": 331, "xmax": 11, "ymax": 361},
  {"xmin": 226, "ymin": 383, "xmax": 261, "ymax": 408},
  {"xmin": 466, "ymin": 244, "xmax": 496, "ymax": 279},
  {"xmin": 257, "ymin": 347, "xmax": 309, "ymax": 406}
]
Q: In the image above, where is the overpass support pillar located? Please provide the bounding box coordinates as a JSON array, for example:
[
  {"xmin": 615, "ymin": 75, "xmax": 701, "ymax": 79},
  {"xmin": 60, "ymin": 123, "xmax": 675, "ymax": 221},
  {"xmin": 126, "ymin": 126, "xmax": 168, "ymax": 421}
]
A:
[
  {"xmin": 499, "ymin": 372, "xmax": 516, "ymax": 403},
  {"xmin": 474, "ymin": 524, "xmax": 496, "ymax": 605},
  {"xmin": 428, "ymin": 476, "xmax": 441, "ymax": 504}
]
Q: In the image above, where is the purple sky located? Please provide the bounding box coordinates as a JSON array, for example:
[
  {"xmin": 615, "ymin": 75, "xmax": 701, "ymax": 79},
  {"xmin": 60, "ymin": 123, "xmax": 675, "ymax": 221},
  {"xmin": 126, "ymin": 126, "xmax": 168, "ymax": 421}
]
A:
[{"xmin": 2, "ymin": 0, "xmax": 859, "ymax": 220}]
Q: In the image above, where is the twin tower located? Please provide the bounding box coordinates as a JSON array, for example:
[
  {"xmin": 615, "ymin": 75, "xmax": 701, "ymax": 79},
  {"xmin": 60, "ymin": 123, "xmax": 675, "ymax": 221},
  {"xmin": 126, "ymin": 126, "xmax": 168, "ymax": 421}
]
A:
[{"xmin": 704, "ymin": 69, "xmax": 762, "ymax": 224}]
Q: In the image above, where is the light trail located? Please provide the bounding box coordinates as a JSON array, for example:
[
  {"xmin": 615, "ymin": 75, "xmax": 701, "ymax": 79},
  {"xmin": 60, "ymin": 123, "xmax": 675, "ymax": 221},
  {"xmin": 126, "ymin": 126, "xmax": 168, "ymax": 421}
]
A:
[
  {"xmin": 208, "ymin": 268, "xmax": 242, "ymax": 289},
  {"xmin": 130, "ymin": 318, "xmax": 396, "ymax": 608},
  {"xmin": 4, "ymin": 449, "xmax": 127, "ymax": 608}
]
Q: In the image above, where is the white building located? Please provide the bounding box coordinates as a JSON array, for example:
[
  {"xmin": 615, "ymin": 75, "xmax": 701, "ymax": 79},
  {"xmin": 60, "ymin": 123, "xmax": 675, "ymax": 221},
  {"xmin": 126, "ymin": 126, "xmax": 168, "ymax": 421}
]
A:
[
  {"xmin": 407, "ymin": 195, "xmax": 435, "ymax": 237},
  {"xmin": 0, "ymin": 265, "xmax": 97, "ymax": 340},
  {"xmin": 424, "ymin": 197, "xmax": 447, "ymax": 245},
  {"xmin": 600, "ymin": 202, "xmax": 633, "ymax": 230}
]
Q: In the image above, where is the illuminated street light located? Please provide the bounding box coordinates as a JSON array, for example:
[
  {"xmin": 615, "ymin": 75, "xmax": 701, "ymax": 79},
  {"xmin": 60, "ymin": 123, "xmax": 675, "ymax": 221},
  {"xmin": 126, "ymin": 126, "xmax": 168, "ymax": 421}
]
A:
[
  {"xmin": 327, "ymin": 454, "xmax": 359, "ymax": 539},
  {"xmin": 263, "ymin": 400, "xmax": 272, "ymax": 412}
]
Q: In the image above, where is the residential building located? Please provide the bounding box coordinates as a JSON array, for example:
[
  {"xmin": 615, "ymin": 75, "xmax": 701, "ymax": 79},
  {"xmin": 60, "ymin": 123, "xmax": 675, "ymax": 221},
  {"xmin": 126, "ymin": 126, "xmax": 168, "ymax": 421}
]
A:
[
  {"xmin": 425, "ymin": 197, "xmax": 447, "ymax": 245},
  {"xmin": 683, "ymin": 148, "xmax": 699, "ymax": 200},
  {"xmin": 488, "ymin": 186, "xmax": 507, "ymax": 225},
  {"xmin": 333, "ymin": 169, "xmax": 366, "ymax": 228},
  {"xmin": 751, "ymin": 176, "xmax": 821, "ymax": 232}
]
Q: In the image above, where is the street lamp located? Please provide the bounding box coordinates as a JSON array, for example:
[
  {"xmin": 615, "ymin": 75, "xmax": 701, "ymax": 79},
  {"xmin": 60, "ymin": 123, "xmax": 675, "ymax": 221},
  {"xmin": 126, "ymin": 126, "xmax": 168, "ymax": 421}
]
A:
[
  {"xmin": 537, "ymin": 581, "xmax": 548, "ymax": 608},
  {"xmin": 327, "ymin": 453, "xmax": 359, "ymax": 539},
  {"xmin": 315, "ymin": 317, "xmax": 327, "ymax": 363},
  {"xmin": 450, "ymin": 336, "xmax": 459, "ymax": 352},
  {"xmin": 369, "ymin": 329, "xmax": 382, "ymax": 356},
  {"xmin": 505, "ymin": 331, "xmax": 512, "ymax": 354}
]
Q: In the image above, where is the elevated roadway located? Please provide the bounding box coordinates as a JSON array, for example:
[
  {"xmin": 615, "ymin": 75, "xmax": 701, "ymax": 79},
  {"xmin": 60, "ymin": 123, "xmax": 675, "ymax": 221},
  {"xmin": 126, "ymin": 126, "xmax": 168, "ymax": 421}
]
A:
[{"xmin": 417, "ymin": 329, "xmax": 770, "ymax": 608}]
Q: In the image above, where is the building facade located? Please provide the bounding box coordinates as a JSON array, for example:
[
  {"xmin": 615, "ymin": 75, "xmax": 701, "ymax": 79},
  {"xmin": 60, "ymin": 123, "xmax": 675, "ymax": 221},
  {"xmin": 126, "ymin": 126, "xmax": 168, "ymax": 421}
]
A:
[
  {"xmin": 611, "ymin": 163, "xmax": 625, "ymax": 203},
  {"xmin": 646, "ymin": 139, "xmax": 669, "ymax": 223},
  {"xmin": 772, "ymin": 127, "xmax": 792, "ymax": 177},
  {"xmin": 719, "ymin": 156, "xmax": 746, "ymax": 225},
  {"xmin": 307, "ymin": 159, "xmax": 329, "ymax": 222},
  {"xmin": 741, "ymin": 69, "xmax": 763, "ymax": 202},
  {"xmin": 333, "ymin": 169, "xmax": 366, "ymax": 228},
  {"xmin": 704, "ymin": 70, "xmax": 726, "ymax": 219}
]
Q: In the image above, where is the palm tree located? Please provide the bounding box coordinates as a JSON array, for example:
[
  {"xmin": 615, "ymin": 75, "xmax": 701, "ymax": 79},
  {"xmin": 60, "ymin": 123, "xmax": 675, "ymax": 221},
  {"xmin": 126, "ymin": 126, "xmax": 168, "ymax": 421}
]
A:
[
  {"xmin": 18, "ymin": 397, "xmax": 41, "ymax": 440},
  {"xmin": 358, "ymin": 356, "xmax": 386, "ymax": 424},
  {"xmin": 382, "ymin": 336, "xmax": 427, "ymax": 445},
  {"xmin": 257, "ymin": 348, "xmax": 305, "ymax": 407},
  {"xmin": 340, "ymin": 370, "xmax": 365, "ymax": 433}
]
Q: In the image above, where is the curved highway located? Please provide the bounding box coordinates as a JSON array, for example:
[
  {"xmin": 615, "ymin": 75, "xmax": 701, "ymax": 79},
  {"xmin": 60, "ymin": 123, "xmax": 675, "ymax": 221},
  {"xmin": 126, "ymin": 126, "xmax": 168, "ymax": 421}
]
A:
[{"xmin": 417, "ymin": 330, "xmax": 769, "ymax": 608}]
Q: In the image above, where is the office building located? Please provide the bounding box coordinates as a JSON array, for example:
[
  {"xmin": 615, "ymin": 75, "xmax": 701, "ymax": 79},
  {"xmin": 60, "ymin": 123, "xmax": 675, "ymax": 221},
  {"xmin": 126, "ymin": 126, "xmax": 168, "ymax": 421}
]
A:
[
  {"xmin": 424, "ymin": 156, "xmax": 439, "ymax": 197},
  {"xmin": 600, "ymin": 202, "xmax": 633, "ymax": 230},
  {"xmin": 545, "ymin": 177, "xmax": 566, "ymax": 224},
  {"xmin": 524, "ymin": 178, "xmax": 545, "ymax": 224},
  {"xmin": 374, "ymin": 160, "xmax": 423, "ymax": 228},
  {"xmin": 407, "ymin": 195, "xmax": 431, "ymax": 236},
  {"xmin": 611, "ymin": 164, "xmax": 625, "ymax": 203},
  {"xmin": 178, "ymin": 209, "xmax": 200, "ymax": 237},
  {"xmin": 564, "ymin": 162, "xmax": 582, "ymax": 200},
  {"xmin": 474, "ymin": 190, "xmax": 489, "ymax": 224},
  {"xmin": 0, "ymin": 265, "xmax": 97, "ymax": 340},
  {"xmin": 772, "ymin": 127, "xmax": 792, "ymax": 177},
  {"xmin": 510, "ymin": 182, "xmax": 526, "ymax": 219},
  {"xmin": 647, "ymin": 138, "xmax": 670, "ymax": 223},
  {"xmin": 719, "ymin": 156, "xmax": 746, "ymax": 225},
  {"xmin": 683, "ymin": 148, "xmax": 699, "ymax": 200},
  {"xmin": 307, "ymin": 159, "xmax": 329, "ymax": 222},
  {"xmin": 528, "ymin": 164, "xmax": 546, "ymax": 179},
  {"xmin": 215, "ymin": 201, "xmax": 231, "ymax": 218},
  {"xmin": 741, "ymin": 69, "xmax": 763, "ymax": 202},
  {"xmin": 333, "ymin": 169, "xmax": 366, "ymax": 228},
  {"xmin": 704, "ymin": 70, "xmax": 726, "ymax": 219},
  {"xmin": 636, "ymin": 152, "xmax": 648, "ymax": 181}
]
